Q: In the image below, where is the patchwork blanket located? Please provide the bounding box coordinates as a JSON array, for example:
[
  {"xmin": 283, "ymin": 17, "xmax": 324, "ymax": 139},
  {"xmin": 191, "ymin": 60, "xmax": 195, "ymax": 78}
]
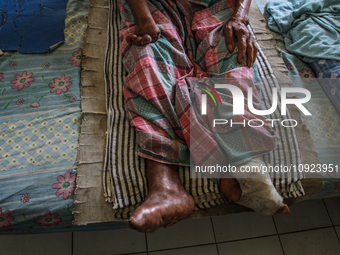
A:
[
  {"xmin": 310, "ymin": 60, "xmax": 340, "ymax": 114},
  {"xmin": 0, "ymin": 0, "xmax": 89, "ymax": 234}
]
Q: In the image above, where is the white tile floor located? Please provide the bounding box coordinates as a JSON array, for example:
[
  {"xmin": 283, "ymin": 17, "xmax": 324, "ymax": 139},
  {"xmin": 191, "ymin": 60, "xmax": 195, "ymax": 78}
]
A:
[{"xmin": 2, "ymin": 198, "xmax": 340, "ymax": 255}]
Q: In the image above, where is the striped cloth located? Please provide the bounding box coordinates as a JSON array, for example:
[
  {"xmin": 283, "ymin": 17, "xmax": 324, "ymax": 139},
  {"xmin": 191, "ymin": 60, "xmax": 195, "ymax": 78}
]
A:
[{"xmin": 104, "ymin": 0, "xmax": 304, "ymax": 218}]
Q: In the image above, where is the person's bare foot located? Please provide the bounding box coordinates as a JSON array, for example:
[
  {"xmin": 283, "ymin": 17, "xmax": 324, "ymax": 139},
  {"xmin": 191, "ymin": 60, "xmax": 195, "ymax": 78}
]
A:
[{"xmin": 127, "ymin": 160, "xmax": 195, "ymax": 233}]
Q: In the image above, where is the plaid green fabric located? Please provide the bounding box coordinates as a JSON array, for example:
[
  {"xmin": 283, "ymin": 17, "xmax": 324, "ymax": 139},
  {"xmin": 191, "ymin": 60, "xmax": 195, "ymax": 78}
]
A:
[{"xmin": 119, "ymin": 0, "xmax": 277, "ymax": 167}]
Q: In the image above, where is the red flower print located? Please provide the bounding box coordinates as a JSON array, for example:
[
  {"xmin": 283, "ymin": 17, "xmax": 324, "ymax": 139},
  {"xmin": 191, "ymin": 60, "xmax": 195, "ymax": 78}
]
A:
[
  {"xmin": 286, "ymin": 63, "xmax": 294, "ymax": 71},
  {"xmin": 10, "ymin": 62, "xmax": 18, "ymax": 68},
  {"xmin": 335, "ymin": 180, "xmax": 340, "ymax": 190},
  {"xmin": 21, "ymin": 194, "xmax": 30, "ymax": 203},
  {"xmin": 34, "ymin": 211, "xmax": 62, "ymax": 227},
  {"xmin": 82, "ymin": 5, "xmax": 88, "ymax": 9},
  {"xmin": 10, "ymin": 71, "xmax": 35, "ymax": 91},
  {"xmin": 16, "ymin": 99, "xmax": 24, "ymax": 105},
  {"xmin": 327, "ymin": 169, "xmax": 336, "ymax": 178},
  {"xmin": 0, "ymin": 73, "xmax": 3, "ymax": 80},
  {"xmin": 30, "ymin": 102, "xmax": 40, "ymax": 108},
  {"xmin": 69, "ymin": 96, "xmax": 77, "ymax": 103},
  {"xmin": 0, "ymin": 208, "xmax": 15, "ymax": 228},
  {"xmin": 43, "ymin": 63, "xmax": 51, "ymax": 69},
  {"xmin": 52, "ymin": 171, "xmax": 76, "ymax": 200},
  {"xmin": 299, "ymin": 68, "xmax": 316, "ymax": 84},
  {"xmin": 49, "ymin": 75, "xmax": 72, "ymax": 95},
  {"xmin": 68, "ymin": 49, "xmax": 82, "ymax": 67}
]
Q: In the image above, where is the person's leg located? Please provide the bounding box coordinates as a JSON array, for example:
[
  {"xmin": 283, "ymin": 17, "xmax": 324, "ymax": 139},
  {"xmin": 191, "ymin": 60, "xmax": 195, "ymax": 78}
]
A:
[
  {"xmin": 128, "ymin": 159, "xmax": 195, "ymax": 233},
  {"xmin": 230, "ymin": 158, "xmax": 290, "ymax": 215},
  {"xmin": 119, "ymin": 0, "xmax": 201, "ymax": 232},
  {"xmin": 187, "ymin": 1, "xmax": 289, "ymax": 215}
]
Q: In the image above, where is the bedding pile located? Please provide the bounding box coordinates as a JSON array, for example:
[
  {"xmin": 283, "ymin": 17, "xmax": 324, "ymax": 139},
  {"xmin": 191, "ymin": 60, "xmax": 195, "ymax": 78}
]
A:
[
  {"xmin": 0, "ymin": 0, "xmax": 69, "ymax": 53},
  {"xmin": 265, "ymin": 0, "xmax": 340, "ymax": 63},
  {"xmin": 265, "ymin": 0, "xmax": 340, "ymax": 117}
]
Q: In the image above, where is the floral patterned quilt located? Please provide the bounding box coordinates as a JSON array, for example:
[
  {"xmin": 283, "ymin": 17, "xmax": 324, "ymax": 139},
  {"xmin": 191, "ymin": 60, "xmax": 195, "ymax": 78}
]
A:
[
  {"xmin": 0, "ymin": 0, "xmax": 89, "ymax": 234},
  {"xmin": 256, "ymin": 0, "xmax": 340, "ymax": 199}
]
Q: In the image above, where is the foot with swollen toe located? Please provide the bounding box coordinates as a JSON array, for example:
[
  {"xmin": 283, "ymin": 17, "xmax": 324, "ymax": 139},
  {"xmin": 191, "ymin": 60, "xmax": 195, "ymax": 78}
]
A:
[
  {"xmin": 125, "ymin": 0, "xmax": 161, "ymax": 46},
  {"xmin": 220, "ymin": 158, "xmax": 290, "ymax": 215},
  {"xmin": 126, "ymin": 20, "xmax": 161, "ymax": 45},
  {"xmin": 127, "ymin": 160, "xmax": 195, "ymax": 233}
]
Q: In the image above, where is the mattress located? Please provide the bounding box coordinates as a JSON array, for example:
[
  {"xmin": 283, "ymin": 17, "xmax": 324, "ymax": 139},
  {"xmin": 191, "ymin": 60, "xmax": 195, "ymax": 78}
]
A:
[
  {"xmin": 75, "ymin": 0, "xmax": 323, "ymax": 224},
  {"xmin": 0, "ymin": 0, "xmax": 330, "ymax": 234}
]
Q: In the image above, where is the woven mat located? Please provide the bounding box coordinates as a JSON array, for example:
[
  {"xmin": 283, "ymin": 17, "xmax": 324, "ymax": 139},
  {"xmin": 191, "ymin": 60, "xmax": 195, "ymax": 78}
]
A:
[{"xmin": 74, "ymin": 0, "xmax": 322, "ymax": 225}]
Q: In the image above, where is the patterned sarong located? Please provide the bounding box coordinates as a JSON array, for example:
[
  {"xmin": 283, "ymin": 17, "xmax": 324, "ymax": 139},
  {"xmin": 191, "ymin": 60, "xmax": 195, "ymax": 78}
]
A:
[{"xmin": 119, "ymin": 0, "xmax": 277, "ymax": 168}]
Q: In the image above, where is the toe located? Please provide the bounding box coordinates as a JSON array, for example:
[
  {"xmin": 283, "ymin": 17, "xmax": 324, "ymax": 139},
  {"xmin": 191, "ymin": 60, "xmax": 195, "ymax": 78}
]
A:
[
  {"xmin": 141, "ymin": 34, "xmax": 152, "ymax": 45},
  {"xmin": 275, "ymin": 204, "xmax": 290, "ymax": 215},
  {"xmin": 128, "ymin": 208, "xmax": 164, "ymax": 232},
  {"xmin": 219, "ymin": 178, "xmax": 242, "ymax": 202},
  {"xmin": 127, "ymin": 214, "xmax": 146, "ymax": 231}
]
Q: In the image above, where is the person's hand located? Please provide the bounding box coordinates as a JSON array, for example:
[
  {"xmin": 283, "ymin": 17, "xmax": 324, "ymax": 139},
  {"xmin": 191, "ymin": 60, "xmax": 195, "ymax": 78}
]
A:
[
  {"xmin": 126, "ymin": 20, "xmax": 161, "ymax": 45},
  {"xmin": 224, "ymin": 15, "xmax": 258, "ymax": 68}
]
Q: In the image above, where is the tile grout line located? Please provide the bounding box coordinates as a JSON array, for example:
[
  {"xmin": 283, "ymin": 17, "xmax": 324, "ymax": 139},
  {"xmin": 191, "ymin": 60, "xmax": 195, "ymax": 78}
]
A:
[
  {"xmin": 146, "ymin": 242, "xmax": 218, "ymax": 253},
  {"xmin": 278, "ymin": 225, "xmax": 336, "ymax": 236},
  {"xmin": 271, "ymin": 215, "xmax": 286, "ymax": 255},
  {"xmin": 214, "ymin": 233, "xmax": 277, "ymax": 244},
  {"xmin": 321, "ymin": 198, "xmax": 340, "ymax": 243},
  {"xmin": 72, "ymin": 232, "xmax": 74, "ymax": 255},
  {"xmin": 145, "ymin": 233, "xmax": 149, "ymax": 255},
  {"xmin": 332, "ymin": 227, "xmax": 340, "ymax": 244},
  {"xmin": 322, "ymin": 199, "xmax": 340, "ymax": 244},
  {"xmin": 210, "ymin": 217, "xmax": 220, "ymax": 255},
  {"xmin": 121, "ymin": 252, "xmax": 150, "ymax": 255},
  {"xmin": 322, "ymin": 199, "xmax": 335, "ymax": 226},
  {"xmin": 146, "ymin": 233, "xmax": 281, "ymax": 254}
]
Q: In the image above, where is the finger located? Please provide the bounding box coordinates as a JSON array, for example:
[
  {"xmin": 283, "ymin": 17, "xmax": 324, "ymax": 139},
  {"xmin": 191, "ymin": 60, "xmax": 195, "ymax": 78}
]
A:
[
  {"xmin": 126, "ymin": 34, "xmax": 137, "ymax": 44},
  {"xmin": 252, "ymin": 39, "xmax": 258, "ymax": 66},
  {"xmin": 141, "ymin": 34, "xmax": 152, "ymax": 45},
  {"xmin": 246, "ymin": 38, "xmax": 254, "ymax": 68},
  {"xmin": 225, "ymin": 24, "xmax": 235, "ymax": 53},
  {"xmin": 236, "ymin": 32, "xmax": 247, "ymax": 64},
  {"xmin": 153, "ymin": 32, "xmax": 161, "ymax": 42},
  {"xmin": 134, "ymin": 36, "xmax": 143, "ymax": 45}
]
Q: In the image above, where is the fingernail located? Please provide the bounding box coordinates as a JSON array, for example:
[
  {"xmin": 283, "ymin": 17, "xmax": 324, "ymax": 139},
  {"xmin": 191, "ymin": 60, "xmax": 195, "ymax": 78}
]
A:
[{"xmin": 228, "ymin": 44, "xmax": 233, "ymax": 52}]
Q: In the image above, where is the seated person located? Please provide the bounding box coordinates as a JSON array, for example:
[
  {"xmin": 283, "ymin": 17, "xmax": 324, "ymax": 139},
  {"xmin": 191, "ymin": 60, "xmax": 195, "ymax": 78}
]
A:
[{"xmin": 119, "ymin": 0, "xmax": 290, "ymax": 233}]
